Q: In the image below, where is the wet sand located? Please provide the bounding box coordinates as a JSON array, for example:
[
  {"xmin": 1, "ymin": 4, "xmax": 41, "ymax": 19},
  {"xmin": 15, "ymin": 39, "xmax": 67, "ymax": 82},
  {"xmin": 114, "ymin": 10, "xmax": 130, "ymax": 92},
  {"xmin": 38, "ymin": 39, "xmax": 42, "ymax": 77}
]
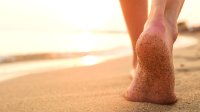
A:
[{"xmin": 0, "ymin": 33, "xmax": 200, "ymax": 112}]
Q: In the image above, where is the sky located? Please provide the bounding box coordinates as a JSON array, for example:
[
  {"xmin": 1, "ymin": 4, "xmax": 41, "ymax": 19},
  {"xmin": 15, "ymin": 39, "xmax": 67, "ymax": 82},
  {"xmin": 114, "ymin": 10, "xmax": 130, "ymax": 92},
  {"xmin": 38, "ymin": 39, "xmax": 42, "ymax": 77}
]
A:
[{"xmin": 0, "ymin": 0, "xmax": 199, "ymax": 32}]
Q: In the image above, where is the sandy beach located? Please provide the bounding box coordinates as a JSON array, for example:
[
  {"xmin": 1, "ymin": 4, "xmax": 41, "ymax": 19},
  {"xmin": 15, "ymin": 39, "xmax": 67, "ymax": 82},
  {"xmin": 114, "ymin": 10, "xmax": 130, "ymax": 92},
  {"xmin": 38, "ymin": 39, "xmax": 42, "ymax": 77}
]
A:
[
  {"xmin": 1, "ymin": 0, "xmax": 200, "ymax": 111},
  {"xmin": 0, "ymin": 32, "xmax": 199, "ymax": 112}
]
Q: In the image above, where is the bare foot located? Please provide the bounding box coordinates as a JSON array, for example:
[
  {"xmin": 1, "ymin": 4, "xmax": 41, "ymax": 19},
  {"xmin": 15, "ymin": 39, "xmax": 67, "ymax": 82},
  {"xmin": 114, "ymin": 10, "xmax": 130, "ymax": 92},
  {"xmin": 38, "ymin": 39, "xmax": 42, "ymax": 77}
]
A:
[
  {"xmin": 130, "ymin": 54, "xmax": 137, "ymax": 79},
  {"xmin": 130, "ymin": 69, "xmax": 136, "ymax": 79},
  {"xmin": 125, "ymin": 17, "xmax": 178, "ymax": 105}
]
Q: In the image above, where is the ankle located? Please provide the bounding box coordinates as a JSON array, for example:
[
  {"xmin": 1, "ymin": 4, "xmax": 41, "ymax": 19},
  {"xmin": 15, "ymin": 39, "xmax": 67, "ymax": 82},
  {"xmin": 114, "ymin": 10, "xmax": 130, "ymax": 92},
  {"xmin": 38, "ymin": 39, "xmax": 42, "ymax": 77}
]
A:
[
  {"xmin": 144, "ymin": 19, "xmax": 166, "ymax": 37},
  {"xmin": 165, "ymin": 19, "xmax": 178, "ymax": 42},
  {"xmin": 144, "ymin": 16, "xmax": 178, "ymax": 43}
]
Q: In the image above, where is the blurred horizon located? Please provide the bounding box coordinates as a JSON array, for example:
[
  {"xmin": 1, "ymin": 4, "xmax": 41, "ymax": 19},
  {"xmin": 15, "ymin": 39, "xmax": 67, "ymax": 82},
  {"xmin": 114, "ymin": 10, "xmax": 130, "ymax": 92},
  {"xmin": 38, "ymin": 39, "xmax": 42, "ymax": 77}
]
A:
[{"xmin": 0, "ymin": 0, "xmax": 199, "ymax": 59}]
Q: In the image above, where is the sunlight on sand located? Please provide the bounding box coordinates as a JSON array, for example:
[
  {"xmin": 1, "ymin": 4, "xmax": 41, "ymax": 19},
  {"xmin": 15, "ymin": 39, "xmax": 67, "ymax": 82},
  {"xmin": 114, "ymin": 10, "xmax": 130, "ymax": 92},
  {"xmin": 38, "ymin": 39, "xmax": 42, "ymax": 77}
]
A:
[
  {"xmin": 174, "ymin": 35, "xmax": 198, "ymax": 48},
  {"xmin": 79, "ymin": 55, "xmax": 100, "ymax": 66}
]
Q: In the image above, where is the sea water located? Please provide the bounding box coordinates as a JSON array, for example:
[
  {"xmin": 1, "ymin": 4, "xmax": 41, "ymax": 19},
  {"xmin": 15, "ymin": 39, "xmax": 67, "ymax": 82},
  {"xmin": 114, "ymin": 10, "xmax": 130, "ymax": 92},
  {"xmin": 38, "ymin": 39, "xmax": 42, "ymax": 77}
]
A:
[{"xmin": 0, "ymin": 30, "xmax": 197, "ymax": 82}]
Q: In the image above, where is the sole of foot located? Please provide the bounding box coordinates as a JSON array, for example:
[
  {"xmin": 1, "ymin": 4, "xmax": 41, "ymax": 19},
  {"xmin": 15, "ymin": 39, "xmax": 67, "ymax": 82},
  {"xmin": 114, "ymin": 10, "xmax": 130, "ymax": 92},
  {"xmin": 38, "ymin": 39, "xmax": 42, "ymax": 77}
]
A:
[{"xmin": 125, "ymin": 22, "xmax": 177, "ymax": 105}]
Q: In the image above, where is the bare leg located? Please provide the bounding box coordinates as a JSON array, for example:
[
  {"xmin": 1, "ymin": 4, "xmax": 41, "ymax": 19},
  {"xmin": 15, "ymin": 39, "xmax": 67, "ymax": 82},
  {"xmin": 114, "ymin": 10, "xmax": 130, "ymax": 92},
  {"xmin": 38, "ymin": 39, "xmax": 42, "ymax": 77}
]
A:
[
  {"xmin": 124, "ymin": 0, "xmax": 185, "ymax": 104},
  {"xmin": 119, "ymin": 0, "xmax": 148, "ymax": 68}
]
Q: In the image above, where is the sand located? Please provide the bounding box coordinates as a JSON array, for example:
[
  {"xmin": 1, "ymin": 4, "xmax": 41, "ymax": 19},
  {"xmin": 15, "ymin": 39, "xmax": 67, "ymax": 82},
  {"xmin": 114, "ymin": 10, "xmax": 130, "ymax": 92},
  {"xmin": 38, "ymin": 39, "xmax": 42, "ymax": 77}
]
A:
[{"xmin": 0, "ymin": 33, "xmax": 200, "ymax": 112}]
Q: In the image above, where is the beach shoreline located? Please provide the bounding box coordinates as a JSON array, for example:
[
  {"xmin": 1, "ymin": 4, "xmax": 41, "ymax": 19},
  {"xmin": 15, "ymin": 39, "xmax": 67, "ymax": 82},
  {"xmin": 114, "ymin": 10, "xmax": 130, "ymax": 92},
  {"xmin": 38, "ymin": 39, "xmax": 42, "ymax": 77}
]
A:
[
  {"xmin": 0, "ymin": 34, "xmax": 197, "ymax": 82},
  {"xmin": 0, "ymin": 32, "xmax": 200, "ymax": 111}
]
